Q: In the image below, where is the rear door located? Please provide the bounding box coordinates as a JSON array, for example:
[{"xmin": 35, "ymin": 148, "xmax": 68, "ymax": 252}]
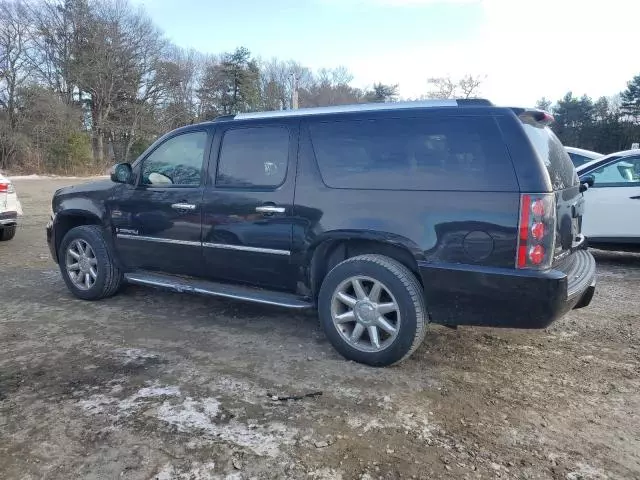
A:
[
  {"xmin": 201, "ymin": 122, "xmax": 299, "ymax": 290},
  {"xmin": 519, "ymin": 116, "xmax": 583, "ymax": 263},
  {"xmin": 580, "ymin": 156, "xmax": 640, "ymax": 240}
]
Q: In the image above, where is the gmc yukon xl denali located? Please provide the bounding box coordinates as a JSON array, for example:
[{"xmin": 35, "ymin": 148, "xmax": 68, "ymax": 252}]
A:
[{"xmin": 46, "ymin": 99, "xmax": 596, "ymax": 366}]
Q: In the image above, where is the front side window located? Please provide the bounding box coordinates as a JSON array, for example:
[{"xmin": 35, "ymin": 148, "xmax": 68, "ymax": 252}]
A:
[
  {"xmin": 590, "ymin": 157, "xmax": 640, "ymax": 187},
  {"xmin": 216, "ymin": 126, "xmax": 290, "ymax": 188},
  {"xmin": 142, "ymin": 131, "xmax": 207, "ymax": 186}
]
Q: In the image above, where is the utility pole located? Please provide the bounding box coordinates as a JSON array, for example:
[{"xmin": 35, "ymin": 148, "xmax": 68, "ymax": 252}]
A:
[{"xmin": 290, "ymin": 73, "xmax": 299, "ymax": 110}]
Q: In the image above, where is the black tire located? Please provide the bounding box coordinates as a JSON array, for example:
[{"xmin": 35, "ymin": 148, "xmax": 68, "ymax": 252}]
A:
[
  {"xmin": 318, "ymin": 254, "xmax": 427, "ymax": 367},
  {"xmin": 58, "ymin": 225, "xmax": 123, "ymax": 300},
  {"xmin": 0, "ymin": 225, "xmax": 16, "ymax": 241}
]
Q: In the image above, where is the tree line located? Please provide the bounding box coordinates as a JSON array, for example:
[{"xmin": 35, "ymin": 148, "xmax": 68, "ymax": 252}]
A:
[
  {"xmin": 0, "ymin": 0, "xmax": 487, "ymax": 174},
  {"xmin": 536, "ymin": 74, "xmax": 640, "ymax": 154}
]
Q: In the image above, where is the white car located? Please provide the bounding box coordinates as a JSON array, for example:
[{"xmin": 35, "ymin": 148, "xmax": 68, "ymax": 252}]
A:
[
  {"xmin": 577, "ymin": 149, "xmax": 640, "ymax": 248},
  {"xmin": 0, "ymin": 173, "xmax": 22, "ymax": 241},
  {"xmin": 565, "ymin": 146, "xmax": 603, "ymax": 167}
]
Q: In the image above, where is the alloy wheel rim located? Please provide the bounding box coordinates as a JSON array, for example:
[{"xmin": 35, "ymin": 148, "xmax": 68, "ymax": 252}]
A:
[
  {"xmin": 65, "ymin": 239, "xmax": 98, "ymax": 290},
  {"xmin": 330, "ymin": 275, "xmax": 401, "ymax": 353}
]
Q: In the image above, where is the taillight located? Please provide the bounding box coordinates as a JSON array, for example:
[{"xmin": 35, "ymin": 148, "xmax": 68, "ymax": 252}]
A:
[
  {"xmin": 516, "ymin": 193, "xmax": 556, "ymax": 269},
  {"xmin": 0, "ymin": 182, "xmax": 13, "ymax": 193}
]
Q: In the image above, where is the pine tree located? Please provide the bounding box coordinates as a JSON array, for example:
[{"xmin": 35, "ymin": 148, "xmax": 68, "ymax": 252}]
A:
[{"xmin": 620, "ymin": 74, "xmax": 640, "ymax": 120}]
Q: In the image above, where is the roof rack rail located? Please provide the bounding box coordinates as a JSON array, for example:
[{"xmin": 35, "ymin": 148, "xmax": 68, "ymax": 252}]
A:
[
  {"xmin": 233, "ymin": 98, "xmax": 493, "ymax": 120},
  {"xmin": 456, "ymin": 98, "xmax": 493, "ymax": 106},
  {"xmin": 212, "ymin": 114, "xmax": 236, "ymax": 122}
]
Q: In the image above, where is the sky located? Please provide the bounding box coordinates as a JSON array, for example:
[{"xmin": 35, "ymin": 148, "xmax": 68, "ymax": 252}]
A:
[{"xmin": 133, "ymin": 0, "xmax": 640, "ymax": 106}]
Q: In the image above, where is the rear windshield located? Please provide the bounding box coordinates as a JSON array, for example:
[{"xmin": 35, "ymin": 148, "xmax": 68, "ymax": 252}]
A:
[
  {"xmin": 520, "ymin": 118, "xmax": 577, "ymax": 190},
  {"xmin": 308, "ymin": 116, "xmax": 517, "ymax": 191}
]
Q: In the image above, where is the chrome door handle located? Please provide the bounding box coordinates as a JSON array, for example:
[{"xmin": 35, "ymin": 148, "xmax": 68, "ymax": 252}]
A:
[
  {"xmin": 171, "ymin": 203, "xmax": 196, "ymax": 210},
  {"xmin": 256, "ymin": 205, "xmax": 285, "ymax": 214}
]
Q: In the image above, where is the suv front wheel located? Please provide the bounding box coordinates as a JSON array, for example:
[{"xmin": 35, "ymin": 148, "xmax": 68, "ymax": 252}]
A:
[
  {"xmin": 318, "ymin": 254, "xmax": 427, "ymax": 366},
  {"xmin": 58, "ymin": 225, "xmax": 123, "ymax": 300}
]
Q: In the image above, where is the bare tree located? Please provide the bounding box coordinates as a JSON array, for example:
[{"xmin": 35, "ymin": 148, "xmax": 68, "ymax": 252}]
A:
[
  {"xmin": 156, "ymin": 46, "xmax": 200, "ymax": 130},
  {"xmin": 426, "ymin": 74, "xmax": 484, "ymax": 99},
  {"xmin": 27, "ymin": 0, "xmax": 90, "ymax": 105},
  {"xmin": 259, "ymin": 58, "xmax": 312, "ymax": 111},
  {"xmin": 458, "ymin": 74, "xmax": 484, "ymax": 99},
  {"xmin": 0, "ymin": 0, "xmax": 33, "ymax": 129},
  {"xmin": 425, "ymin": 77, "xmax": 457, "ymax": 100},
  {"xmin": 71, "ymin": 0, "xmax": 166, "ymax": 163}
]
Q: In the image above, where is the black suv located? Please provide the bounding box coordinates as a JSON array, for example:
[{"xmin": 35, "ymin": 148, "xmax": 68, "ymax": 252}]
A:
[{"xmin": 46, "ymin": 99, "xmax": 596, "ymax": 366}]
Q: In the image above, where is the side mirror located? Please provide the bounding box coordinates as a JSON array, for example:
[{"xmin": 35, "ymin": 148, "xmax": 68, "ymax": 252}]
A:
[
  {"xmin": 110, "ymin": 163, "xmax": 133, "ymax": 184},
  {"xmin": 579, "ymin": 174, "xmax": 594, "ymax": 193}
]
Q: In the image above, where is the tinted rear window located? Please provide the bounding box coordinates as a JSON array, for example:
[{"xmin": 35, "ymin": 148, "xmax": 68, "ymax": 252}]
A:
[
  {"xmin": 520, "ymin": 119, "xmax": 577, "ymax": 190},
  {"xmin": 308, "ymin": 116, "xmax": 517, "ymax": 191}
]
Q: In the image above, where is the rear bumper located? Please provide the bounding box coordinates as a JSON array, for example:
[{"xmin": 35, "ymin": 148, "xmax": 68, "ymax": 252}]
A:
[
  {"xmin": 419, "ymin": 249, "xmax": 596, "ymax": 328},
  {"xmin": 0, "ymin": 211, "xmax": 18, "ymax": 226}
]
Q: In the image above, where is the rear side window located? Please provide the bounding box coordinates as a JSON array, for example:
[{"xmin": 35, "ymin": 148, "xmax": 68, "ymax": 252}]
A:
[
  {"xmin": 308, "ymin": 116, "xmax": 516, "ymax": 191},
  {"xmin": 216, "ymin": 126, "xmax": 289, "ymax": 188},
  {"xmin": 520, "ymin": 119, "xmax": 577, "ymax": 190}
]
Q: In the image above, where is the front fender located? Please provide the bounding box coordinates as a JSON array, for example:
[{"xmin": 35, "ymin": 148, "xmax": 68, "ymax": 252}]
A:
[{"xmin": 50, "ymin": 209, "xmax": 118, "ymax": 268}]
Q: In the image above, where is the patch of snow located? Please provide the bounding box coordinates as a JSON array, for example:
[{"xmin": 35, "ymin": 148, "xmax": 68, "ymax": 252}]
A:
[
  {"xmin": 77, "ymin": 383, "xmax": 296, "ymax": 457},
  {"xmin": 222, "ymin": 474, "xmax": 243, "ymax": 480},
  {"xmin": 155, "ymin": 397, "xmax": 294, "ymax": 457},
  {"xmin": 566, "ymin": 463, "xmax": 609, "ymax": 480},
  {"xmin": 78, "ymin": 394, "xmax": 116, "ymax": 414},
  {"xmin": 346, "ymin": 416, "xmax": 385, "ymax": 432},
  {"xmin": 110, "ymin": 384, "xmax": 124, "ymax": 395},
  {"xmin": 137, "ymin": 385, "xmax": 181, "ymax": 399},
  {"xmin": 79, "ymin": 383, "xmax": 181, "ymax": 415},
  {"xmin": 115, "ymin": 347, "xmax": 160, "ymax": 365},
  {"xmin": 156, "ymin": 397, "xmax": 221, "ymax": 429},
  {"xmin": 309, "ymin": 468, "xmax": 344, "ymax": 480},
  {"xmin": 207, "ymin": 376, "xmax": 264, "ymax": 404},
  {"xmin": 395, "ymin": 410, "xmax": 434, "ymax": 440},
  {"xmin": 155, "ymin": 461, "xmax": 217, "ymax": 480},
  {"xmin": 119, "ymin": 384, "xmax": 181, "ymax": 411}
]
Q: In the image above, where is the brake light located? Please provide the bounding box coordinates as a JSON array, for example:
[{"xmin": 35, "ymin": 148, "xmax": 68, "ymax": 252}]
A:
[
  {"xmin": 0, "ymin": 182, "xmax": 13, "ymax": 193},
  {"xmin": 531, "ymin": 200, "xmax": 545, "ymax": 217},
  {"xmin": 531, "ymin": 222, "xmax": 545, "ymax": 240},
  {"xmin": 516, "ymin": 193, "xmax": 556, "ymax": 269}
]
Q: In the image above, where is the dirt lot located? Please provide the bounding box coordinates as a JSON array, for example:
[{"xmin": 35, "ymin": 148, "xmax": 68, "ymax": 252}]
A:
[{"xmin": 0, "ymin": 177, "xmax": 639, "ymax": 480}]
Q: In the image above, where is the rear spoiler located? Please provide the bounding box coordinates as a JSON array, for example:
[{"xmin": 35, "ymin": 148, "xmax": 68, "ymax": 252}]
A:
[{"xmin": 510, "ymin": 107, "xmax": 555, "ymax": 126}]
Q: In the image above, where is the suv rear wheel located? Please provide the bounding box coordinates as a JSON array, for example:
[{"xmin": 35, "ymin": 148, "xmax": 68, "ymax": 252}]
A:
[
  {"xmin": 58, "ymin": 225, "xmax": 123, "ymax": 300},
  {"xmin": 318, "ymin": 254, "xmax": 427, "ymax": 366},
  {"xmin": 0, "ymin": 225, "xmax": 16, "ymax": 241}
]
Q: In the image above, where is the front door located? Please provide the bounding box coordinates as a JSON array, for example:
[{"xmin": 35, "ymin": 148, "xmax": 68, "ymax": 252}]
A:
[
  {"xmin": 110, "ymin": 129, "xmax": 211, "ymax": 276},
  {"xmin": 582, "ymin": 155, "xmax": 640, "ymax": 240},
  {"xmin": 201, "ymin": 122, "xmax": 298, "ymax": 290}
]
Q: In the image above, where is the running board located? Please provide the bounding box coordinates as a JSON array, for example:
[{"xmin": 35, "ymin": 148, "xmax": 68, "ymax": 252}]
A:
[{"xmin": 124, "ymin": 271, "xmax": 313, "ymax": 310}]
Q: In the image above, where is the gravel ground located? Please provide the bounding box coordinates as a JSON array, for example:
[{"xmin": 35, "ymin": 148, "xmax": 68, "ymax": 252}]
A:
[{"xmin": 0, "ymin": 177, "xmax": 639, "ymax": 480}]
